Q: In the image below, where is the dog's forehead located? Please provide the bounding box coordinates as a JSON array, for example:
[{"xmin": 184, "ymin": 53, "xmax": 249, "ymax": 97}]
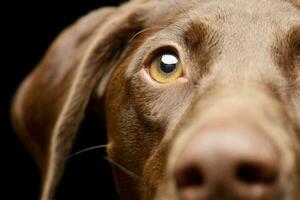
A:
[
  {"xmin": 145, "ymin": 0, "xmax": 299, "ymax": 28},
  {"xmin": 141, "ymin": 0, "xmax": 300, "ymax": 58},
  {"xmin": 125, "ymin": 0, "xmax": 299, "ymax": 78},
  {"xmin": 144, "ymin": 0, "xmax": 300, "ymax": 60}
]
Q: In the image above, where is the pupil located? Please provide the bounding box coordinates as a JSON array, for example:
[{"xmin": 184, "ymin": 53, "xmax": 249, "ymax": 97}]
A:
[{"xmin": 160, "ymin": 54, "xmax": 178, "ymax": 73}]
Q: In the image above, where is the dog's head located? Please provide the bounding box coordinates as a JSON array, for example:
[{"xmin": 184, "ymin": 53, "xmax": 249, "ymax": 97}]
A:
[{"xmin": 11, "ymin": 0, "xmax": 300, "ymax": 199}]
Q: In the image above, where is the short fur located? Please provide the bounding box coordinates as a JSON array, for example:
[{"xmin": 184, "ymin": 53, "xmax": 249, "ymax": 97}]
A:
[{"xmin": 11, "ymin": 0, "xmax": 300, "ymax": 199}]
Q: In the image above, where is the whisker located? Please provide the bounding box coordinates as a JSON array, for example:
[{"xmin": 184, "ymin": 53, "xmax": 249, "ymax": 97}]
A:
[
  {"xmin": 129, "ymin": 26, "xmax": 167, "ymax": 43},
  {"xmin": 68, "ymin": 144, "xmax": 107, "ymax": 159},
  {"xmin": 129, "ymin": 28, "xmax": 152, "ymax": 43},
  {"xmin": 105, "ymin": 157, "xmax": 140, "ymax": 180}
]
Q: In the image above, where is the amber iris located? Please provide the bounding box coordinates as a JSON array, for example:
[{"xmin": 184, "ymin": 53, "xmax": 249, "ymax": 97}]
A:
[{"xmin": 149, "ymin": 53, "xmax": 183, "ymax": 83}]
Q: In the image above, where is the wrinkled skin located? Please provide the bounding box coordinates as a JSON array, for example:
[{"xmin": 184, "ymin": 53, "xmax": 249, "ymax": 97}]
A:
[{"xmin": 11, "ymin": 0, "xmax": 300, "ymax": 199}]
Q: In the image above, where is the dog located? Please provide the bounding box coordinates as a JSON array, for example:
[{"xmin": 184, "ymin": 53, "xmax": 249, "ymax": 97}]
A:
[{"xmin": 11, "ymin": 0, "xmax": 300, "ymax": 199}]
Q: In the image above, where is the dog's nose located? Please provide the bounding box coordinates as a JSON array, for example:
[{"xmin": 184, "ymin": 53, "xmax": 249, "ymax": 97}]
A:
[{"xmin": 174, "ymin": 127, "xmax": 280, "ymax": 200}]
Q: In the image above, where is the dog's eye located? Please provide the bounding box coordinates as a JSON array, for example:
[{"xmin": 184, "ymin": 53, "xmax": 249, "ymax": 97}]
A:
[{"xmin": 149, "ymin": 52, "xmax": 183, "ymax": 83}]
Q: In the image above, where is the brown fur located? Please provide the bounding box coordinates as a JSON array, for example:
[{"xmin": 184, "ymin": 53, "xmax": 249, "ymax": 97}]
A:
[{"xmin": 11, "ymin": 0, "xmax": 300, "ymax": 199}]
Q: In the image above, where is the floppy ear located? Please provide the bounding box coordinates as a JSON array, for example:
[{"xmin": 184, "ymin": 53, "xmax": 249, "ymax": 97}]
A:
[{"xmin": 11, "ymin": 1, "xmax": 151, "ymax": 199}]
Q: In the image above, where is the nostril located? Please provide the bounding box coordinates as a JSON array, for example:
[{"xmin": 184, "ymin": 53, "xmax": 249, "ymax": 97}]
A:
[
  {"xmin": 236, "ymin": 162, "xmax": 278, "ymax": 185},
  {"xmin": 175, "ymin": 165, "xmax": 205, "ymax": 188}
]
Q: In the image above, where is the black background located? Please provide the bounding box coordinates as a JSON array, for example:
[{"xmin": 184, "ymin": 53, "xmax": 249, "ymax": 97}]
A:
[{"xmin": 2, "ymin": 1, "xmax": 123, "ymax": 199}]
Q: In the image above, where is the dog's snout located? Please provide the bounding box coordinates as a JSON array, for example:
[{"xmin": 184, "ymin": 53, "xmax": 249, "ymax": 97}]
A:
[{"xmin": 174, "ymin": 128, "xmax": 280, "ymax": 200}]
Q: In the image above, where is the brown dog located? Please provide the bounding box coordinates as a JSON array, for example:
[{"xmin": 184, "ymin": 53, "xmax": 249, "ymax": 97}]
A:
[{"xmin": 11, "ymin": 0, "xmax": 300, "ymax": 199}]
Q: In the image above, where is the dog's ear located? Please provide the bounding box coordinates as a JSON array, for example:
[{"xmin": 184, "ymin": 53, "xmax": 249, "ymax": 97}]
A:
[{"xmin": 11, "ymin": 2, "xmax": 152, "ymax": 199}]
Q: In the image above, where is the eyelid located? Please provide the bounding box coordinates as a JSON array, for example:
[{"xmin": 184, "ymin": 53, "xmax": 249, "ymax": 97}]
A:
[{"xmin": 144, "ymin": 46, "xmax": 180, "ymax": 68}]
